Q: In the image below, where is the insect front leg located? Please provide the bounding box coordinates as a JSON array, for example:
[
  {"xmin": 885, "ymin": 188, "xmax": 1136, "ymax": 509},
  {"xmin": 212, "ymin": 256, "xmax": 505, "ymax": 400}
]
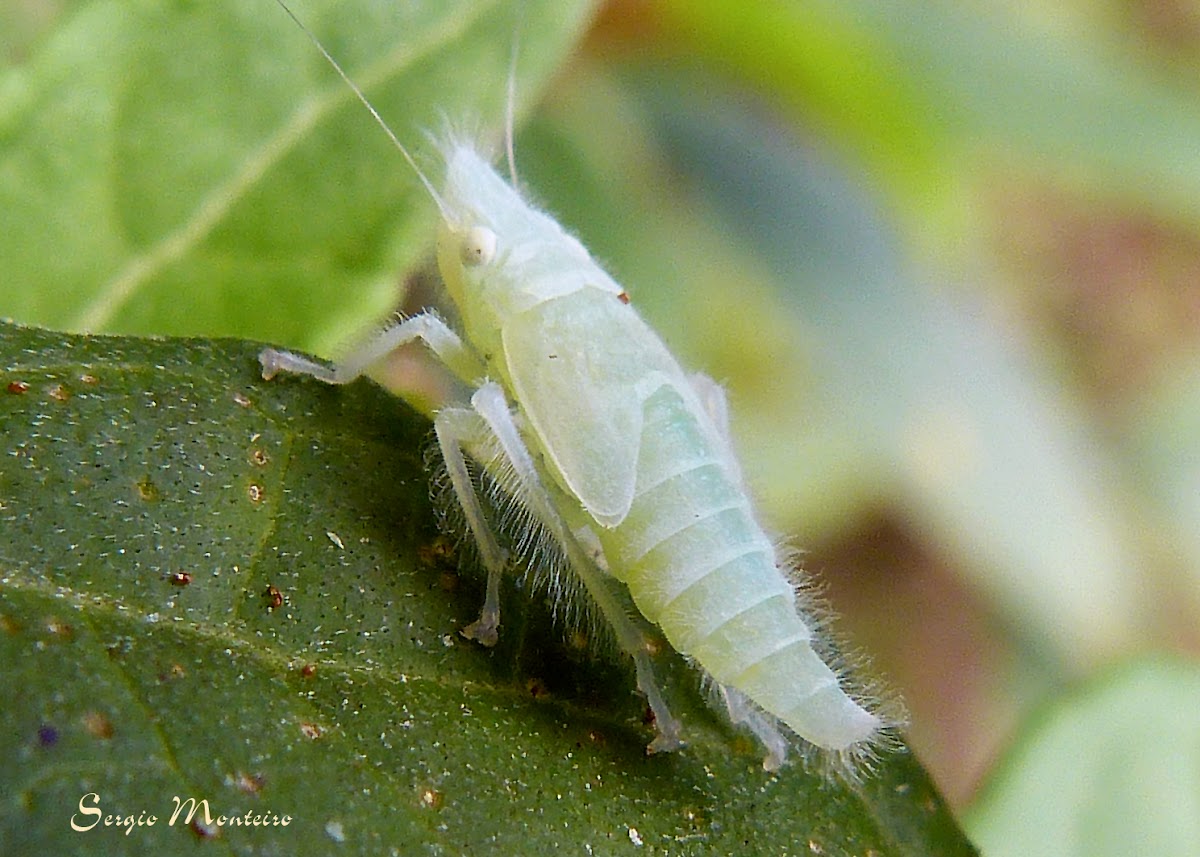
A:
[
  {"xmin": 469, "ymin": 382, "xmax": 683, "ymax": 754},
  {"xmin": 259, "ymin": 314, "xmax": 505, "ymax": 641},
  {"xmin": 687, "ymin": 371, "xmax": 750, "ymax": 481},
  {"xmin": 259, "ymin": 312, "xmax": 486, "ymax": 386},
  {"xmin": 688, "ymin": 372, "xmax": 731, "ymax": 437}
]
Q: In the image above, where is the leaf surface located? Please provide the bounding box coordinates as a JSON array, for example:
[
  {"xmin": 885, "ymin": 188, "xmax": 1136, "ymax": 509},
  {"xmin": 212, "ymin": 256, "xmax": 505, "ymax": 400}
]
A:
[{"xmin": 0, "ymin": 321, "xmax": 975, "ymax": 855}]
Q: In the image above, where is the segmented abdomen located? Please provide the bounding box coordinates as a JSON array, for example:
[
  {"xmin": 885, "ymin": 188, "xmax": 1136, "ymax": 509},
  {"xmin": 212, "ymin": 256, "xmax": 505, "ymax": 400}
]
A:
[{"xmin": 598, "ymin": 384, "xmax": 879, "ymax": 751}]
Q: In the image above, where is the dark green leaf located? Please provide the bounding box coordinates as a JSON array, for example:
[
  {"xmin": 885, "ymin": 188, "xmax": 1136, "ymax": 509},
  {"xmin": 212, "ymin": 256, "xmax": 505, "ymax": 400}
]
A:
[{"xmin": 0, "ymin": 321, "xmax": 974, "ymax": 855}]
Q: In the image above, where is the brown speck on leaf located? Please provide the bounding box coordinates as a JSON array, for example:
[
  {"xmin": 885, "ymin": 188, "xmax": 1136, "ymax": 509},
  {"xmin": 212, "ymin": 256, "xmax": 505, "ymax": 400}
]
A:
[
  {"xmin": 525, "ymin": 677, "xmax": 550, "ymax": 700},
  {"xmin": 135, "ymin": 476, "xmax": 160, "ymax": 502},
  {"xmin": 250, "ymin": 448, "xmax": 269, "ymax": 466},
  {"xmin": 418, "ymin": 536, "xmax": 456, "ymax": 570},
  {"xmin": 233, "ymin": 771, "xmax": 265, "ymax": 795},
  {"xmin": 418, "ymin": 787, "xmax": 444, "ymax": 810},
  {"xmin": 159, "ymin": 663, "xmax": 187, "ymax": 682},
  {"xmin": 299, "ymin": 721, "xmax": 323, "ymax": 740},
  {"xmin": 82, "ymin": 711, "xmax": 114, "ymax": 740},
  {"xmin": 247, "ymin": 483, "xmax": 264, "ymax": 503},
  {"xmin": 300, "ymin": 663, "xmax": 317, "ymax": 678},
  {"xmin": 190, "ymin": 818, "xmax": 219, "ymax": 839},
  {"xmin": 6, "ymin": 380, "xmax": 29, "ymax": 394},
  {"xmin": 45, "ymin": 618, "xmax": 73, "ymax": 640},
  {"xmin": 618, "ymin": 291, "xmax": 630, "ymax": 304},
  {"xmin": 48, "ymin": 383, "xmax": 70, "ymax": 403},
  {"xmin": 169, "ymin": 571, "xmax": 193, "ymax": 587},
  {"xmin": 80, "ymin": 373, "xmax": 99, "ymax": 385},
  {"xmin": 264, "ymin": 585, "xmax": 283, "ymax": 610}
]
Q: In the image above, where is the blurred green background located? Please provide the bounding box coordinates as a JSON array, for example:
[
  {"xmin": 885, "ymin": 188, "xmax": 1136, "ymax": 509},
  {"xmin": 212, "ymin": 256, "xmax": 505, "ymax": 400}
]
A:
[{"xmin": 4, "ymin": 0, "xmax": 1200, "ymax": 851}]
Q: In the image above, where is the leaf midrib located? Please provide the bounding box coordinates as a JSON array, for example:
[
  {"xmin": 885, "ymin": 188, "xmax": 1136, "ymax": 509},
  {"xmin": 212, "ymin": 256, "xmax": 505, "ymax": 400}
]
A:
[{"xmin": 71, "ymin": 1, "xmax": 499, "ymax": 332}]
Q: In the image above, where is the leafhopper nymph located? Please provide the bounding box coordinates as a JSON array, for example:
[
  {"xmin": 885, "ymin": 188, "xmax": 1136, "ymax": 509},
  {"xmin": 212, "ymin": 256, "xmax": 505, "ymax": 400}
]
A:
[{"xmin": 259, "ymin": 0, "xmax": 900, "ymax": 773}]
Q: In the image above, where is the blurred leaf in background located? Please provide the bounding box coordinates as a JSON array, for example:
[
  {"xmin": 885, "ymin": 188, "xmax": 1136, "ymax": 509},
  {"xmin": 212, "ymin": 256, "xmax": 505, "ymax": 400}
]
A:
[
  {"xmin": 0, "ymin": 0, "xmax": 592, "ymax": 349},
  {"xmin": 4, "ymin": 0, "xmax": 1200, "ymax": 851},
  {"xmin": 966, "ymin": 657, "xmax": 1200, "ymax": 857}
]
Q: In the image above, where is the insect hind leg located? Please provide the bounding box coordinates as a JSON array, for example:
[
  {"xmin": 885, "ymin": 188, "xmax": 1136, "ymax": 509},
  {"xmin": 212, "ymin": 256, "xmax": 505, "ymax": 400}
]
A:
[
  {"xmin": 469, "ymin": 382, "xmax": 683, "ymax": 754},
  {"xmin": 716, "ymin": 683, "xmax": 788, "ymax": 771},
  {"xmin": 434, "ymin": 406, "xmax": 511, "ymax": 646}
]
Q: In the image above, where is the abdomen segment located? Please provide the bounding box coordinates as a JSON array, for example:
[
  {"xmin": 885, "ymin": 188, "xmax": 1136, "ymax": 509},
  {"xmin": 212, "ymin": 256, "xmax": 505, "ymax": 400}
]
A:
[{"xmin": 600, "ymin": 384, "xmax": 881, "ymax": 753}]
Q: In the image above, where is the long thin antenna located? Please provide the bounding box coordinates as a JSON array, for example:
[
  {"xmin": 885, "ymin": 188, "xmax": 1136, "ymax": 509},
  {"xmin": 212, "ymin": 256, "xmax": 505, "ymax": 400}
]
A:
[
  {"xmin": 504, "ymin": 26, "xmax": 521, "ymax": 188},
  {"xmin": 272, "ymin": 0, "xmax": 449, "ymax": 219}
]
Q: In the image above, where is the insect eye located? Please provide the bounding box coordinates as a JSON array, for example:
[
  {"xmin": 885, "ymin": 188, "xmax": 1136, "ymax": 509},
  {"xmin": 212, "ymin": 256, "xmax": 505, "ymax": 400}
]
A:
[{"xmin": 460, "ymin": 226, "xmax": 497, "ymax": 266}]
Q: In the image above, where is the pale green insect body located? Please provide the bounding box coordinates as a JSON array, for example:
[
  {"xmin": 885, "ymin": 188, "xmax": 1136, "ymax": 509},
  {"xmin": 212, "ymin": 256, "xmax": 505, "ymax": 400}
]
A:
[
  {"xmin": 432, "ymin": 145, "xmax": 884, "ymax": 759},
  {"xmin": 608, "ymin": 389, "xmax": 880, "ymax": 753},
  {"xmin": 260, "ymin": 2, "xmax": 893, "ymax": 771}
]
